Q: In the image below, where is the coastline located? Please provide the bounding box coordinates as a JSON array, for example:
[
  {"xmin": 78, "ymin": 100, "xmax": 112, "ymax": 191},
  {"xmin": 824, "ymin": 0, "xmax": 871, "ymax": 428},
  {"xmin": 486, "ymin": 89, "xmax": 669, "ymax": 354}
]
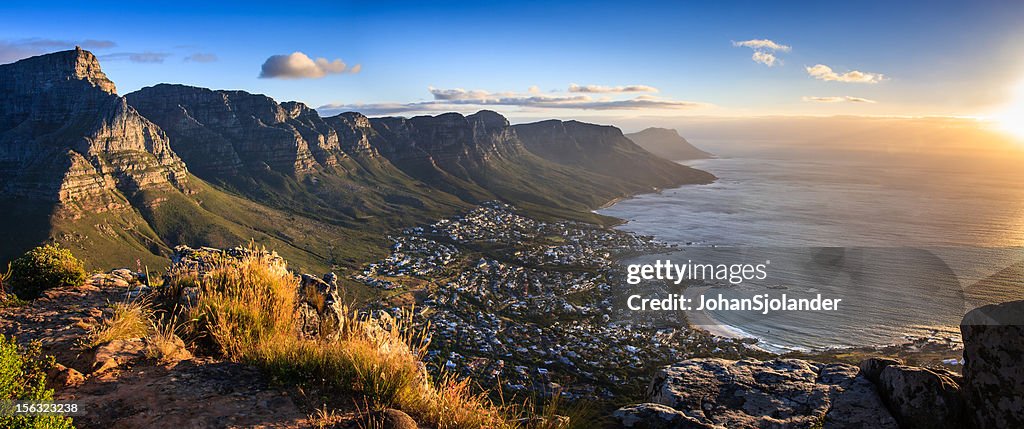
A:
[
  {"xmin": 683, "ymin": 285, "xmax": 761, "ymax": 343},
  {"xmin": 596, "ymin": 195, "xmax": 627, "ymax": 211}
]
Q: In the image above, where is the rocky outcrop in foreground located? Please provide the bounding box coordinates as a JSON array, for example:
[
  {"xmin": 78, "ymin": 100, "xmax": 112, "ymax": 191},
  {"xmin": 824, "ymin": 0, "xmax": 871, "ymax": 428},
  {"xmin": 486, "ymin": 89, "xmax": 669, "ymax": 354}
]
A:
[
  {"xmin": 168, "ymin": 245, "xmax": 345, "ymax": 339},
  {"xmin": 615, "ymin": 301, "xmax": 1024, "ymax": 429},
  {"xmin": 960, "ymin": 300, "xmax": 1024, "ymax": 428}
]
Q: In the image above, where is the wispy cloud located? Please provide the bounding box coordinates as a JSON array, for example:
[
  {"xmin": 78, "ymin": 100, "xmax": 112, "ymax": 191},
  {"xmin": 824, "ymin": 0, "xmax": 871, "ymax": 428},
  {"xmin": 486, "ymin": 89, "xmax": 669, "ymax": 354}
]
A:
[
  {"xmin": 732, "ymin": 39, "xmax": 791, "ymax": 52},
  {"xmin": 183, "ymin": 53, "xmax": 218, "ymax": 63},
  {"xmin": 258, "ymin": 51, "xmax": 360, "ymax": 79},
  {"xmin": 0, "ymin": 38, "xmax": 116, "ymax": 62},
  {"xmin": 318, "ymin": 86, "xmax": 708, "ymax": 116},
  {"xmin": 806, "ymin": 64, "xmax": 886, "ymax": 83},
  {"xmin": 568, "ymin": 83, "xmax": 659, "ymax": 93},
  {"xmin": 99, "ymin": 52, "xmax": 171, "ymax": 63},
  {"xmin": 802, "ymin": 95, "xmax": 877, "ymax": 103},
  {"xmin": 733, "ymin": 38, "xmax": 790, "ymax": 67}
]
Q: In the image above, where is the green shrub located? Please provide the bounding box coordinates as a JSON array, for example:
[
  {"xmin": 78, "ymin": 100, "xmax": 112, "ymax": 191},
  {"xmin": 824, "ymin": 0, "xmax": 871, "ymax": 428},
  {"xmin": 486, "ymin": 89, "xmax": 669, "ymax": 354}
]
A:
[
  {"xmin": 0, "ymin": 336, "xmax": 75, "ymax": 429},
  {"xmin": 9, "ymin": 244, "xmax": 87, "ymax": 299}
]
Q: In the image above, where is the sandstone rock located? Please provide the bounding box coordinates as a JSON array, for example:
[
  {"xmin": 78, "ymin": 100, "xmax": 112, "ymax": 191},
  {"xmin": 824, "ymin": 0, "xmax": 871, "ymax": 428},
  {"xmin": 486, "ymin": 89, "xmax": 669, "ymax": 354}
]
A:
[
  {"xmin": 857, "ymin": 357, "xmax": 903, "ymax": 384},
  {"xmin": 961, "ymin": 299, "xmax": 1024, "ymax": 429},
  {"xmin": 298, "ymin": 273, "xmax": 345, "ymax": 337},
  {"xmin": 296, "ymin": 302, "xmax": 322, "ymax": 338},
  {"xmin": 143, "ymin": 333, "xmax": 192, "ymax": 363},
  {"xmin": 877, "ymin": 365, "xmax": 965, "ymax": 429},
  {"xmin": 47, "ymin": 363, "xmax": 85, "ymax": 388},
  {"xmin": 613, "ymin": 403, "xmax": 721, "ymax": 429},
  {"xmin": 638, "ymin": 358, "xmax": 897, "ymax": 429},
  {"xmin": 373, "ymin": 408, "xmax": 418, "ymax": 429},
  {"xmin": 167, "ymin": 245, "xmax": 289, "ymax": 279},
  {"xmin": 90, "ymin": 338, "xmax": 146, "ymax": 373},
  {"xmin": 110, "ymin": 268, "xmax": 137, "ymax": 282},
  {"xmin": 819, "ymin": 364, "xmax": 899, "ymax": 429}
]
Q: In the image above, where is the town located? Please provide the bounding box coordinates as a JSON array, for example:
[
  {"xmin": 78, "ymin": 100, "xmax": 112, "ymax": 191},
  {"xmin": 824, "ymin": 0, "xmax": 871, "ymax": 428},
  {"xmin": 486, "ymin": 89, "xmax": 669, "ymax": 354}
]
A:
[{"xmin": 357, "ymin": 202, "xmax": 764, "ymax": 400}]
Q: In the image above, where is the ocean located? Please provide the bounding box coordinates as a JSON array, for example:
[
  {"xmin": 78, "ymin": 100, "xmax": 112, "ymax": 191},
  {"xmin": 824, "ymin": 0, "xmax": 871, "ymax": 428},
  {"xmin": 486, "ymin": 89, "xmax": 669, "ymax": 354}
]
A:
[{"xmin": 599, "ymin": 141, "xmax": 1024, "ymax": 352}]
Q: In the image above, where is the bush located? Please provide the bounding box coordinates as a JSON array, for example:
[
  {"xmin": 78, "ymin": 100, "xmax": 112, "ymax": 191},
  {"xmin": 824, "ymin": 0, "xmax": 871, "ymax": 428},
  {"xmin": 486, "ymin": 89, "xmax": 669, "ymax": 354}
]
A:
[
  {"xmin": 0, "ymin": 336, "xmax": 75, "ymax": 429},
  {"xmin": 9, "ymin": 244, "xmax": 87, "ymax": 299}
]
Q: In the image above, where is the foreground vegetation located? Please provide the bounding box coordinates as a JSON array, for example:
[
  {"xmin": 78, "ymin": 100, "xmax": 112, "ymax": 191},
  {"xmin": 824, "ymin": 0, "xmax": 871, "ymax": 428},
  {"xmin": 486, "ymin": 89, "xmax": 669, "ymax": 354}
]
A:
[
  {"xmin": 7, "ymin": 244, "xmax": 86, "ymax": 300},
  {"xmin": 0, "ymin": 336, "xmax": 75, "ymax": 429},
  {"xmin": 157, "ymin": 248, "xmax": 562, "ymax": 428}
]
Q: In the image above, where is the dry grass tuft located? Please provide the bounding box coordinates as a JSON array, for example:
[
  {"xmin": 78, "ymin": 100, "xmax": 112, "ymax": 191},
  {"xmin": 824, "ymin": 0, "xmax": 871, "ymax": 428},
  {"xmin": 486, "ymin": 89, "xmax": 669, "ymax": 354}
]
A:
[
  {"xmin": 144, "ymin": 314, "xmax": 189, "ymax": 363},
  {"xmin": 309, "ymin": 404, "xmax": 342, "ymax": 429},
  {"xmin": 89, "ymin": 299, "xmax": 152, "ymax": 347},
  {"xmin": 171, "ymin": 246, "xmax": 534, "ymax": 429}
]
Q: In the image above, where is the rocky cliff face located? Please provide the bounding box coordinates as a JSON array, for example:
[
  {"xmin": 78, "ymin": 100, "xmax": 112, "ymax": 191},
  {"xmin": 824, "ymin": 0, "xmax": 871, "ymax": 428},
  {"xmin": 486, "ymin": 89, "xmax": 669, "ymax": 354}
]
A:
[
  {"xmin": 322, "ymin": 112, "xmax": 380, "ymax": 158},
  {"xmin": 625, "ymin": 127, "xmax": 712, "ymax": 161},
  {"xmin": 615, "ymin": 302, "xmax": 1024, "ymax": 429},
  {"xmin": 0, "ymin": 48, "xmax": 187, "ymax": 206},
  {"xmin": 369, "ymin": 110, "xmax": 524, "ymax": 165},
  {"xmin": 125, "ymin": 84, "xmax": 342, "ymax": 177}
]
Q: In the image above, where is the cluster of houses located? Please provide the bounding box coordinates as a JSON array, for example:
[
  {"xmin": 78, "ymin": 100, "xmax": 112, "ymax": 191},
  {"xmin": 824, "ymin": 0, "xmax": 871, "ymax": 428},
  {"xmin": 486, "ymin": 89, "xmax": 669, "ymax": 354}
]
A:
[{"xmin": 360, "ymin": 202, "xmax": 759, "ymax": 398}]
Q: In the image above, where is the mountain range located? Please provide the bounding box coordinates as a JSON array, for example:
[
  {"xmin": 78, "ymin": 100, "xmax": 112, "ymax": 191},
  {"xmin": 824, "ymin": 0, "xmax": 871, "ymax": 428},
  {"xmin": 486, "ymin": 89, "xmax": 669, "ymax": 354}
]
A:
[{"xmin": 0, "ymin": 48, "xmax": 713, "ymax": 273}]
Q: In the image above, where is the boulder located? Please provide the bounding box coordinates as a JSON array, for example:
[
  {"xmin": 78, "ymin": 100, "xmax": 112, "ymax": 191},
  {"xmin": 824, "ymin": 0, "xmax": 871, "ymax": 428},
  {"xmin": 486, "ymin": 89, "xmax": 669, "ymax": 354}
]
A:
[
  {"xmin": 612, "ymin": 403, "xmax": 721, "ymax": 429},
  {"xmin": 857, "ymin": 357, "xmax": 903, "ymax": 384},
  {"xmin": 373, "ymin": 408, "xmax": 418, "ymax": 429},
  {"xmin": 90, "ymin": 338, "xmax": 146, "ymax": 373},
  {"xmin": 960, "ymin": 300, "xmax": 1024, "ymax": 428},
  {"xmin": 643, "ymin": 358, "xmax": 895, "ymax": 429},
  {"xmin": 110, "ymin": 268, "xmax": 138, "ymax": 283},
  {"xmin": 298, "ymin": 273, "xmax": 345, "ymax": 337},
  {"xmin": 47, "ymin": 363, "xmax": 85, "ymax": 388},
  {"xmin": 143, "ymin": 333, "xmax": 192, "ymax": 363},
  {"xmin": 296, "ymin": 302, "xmax": 321, "ymax": 338},
  {"xmin": 819, "ymin": 364, "xmax": 899, "ymax": 429},
  {"xmin": 877, "ymin": 365, "xmax": 965, "ymax": 429}
]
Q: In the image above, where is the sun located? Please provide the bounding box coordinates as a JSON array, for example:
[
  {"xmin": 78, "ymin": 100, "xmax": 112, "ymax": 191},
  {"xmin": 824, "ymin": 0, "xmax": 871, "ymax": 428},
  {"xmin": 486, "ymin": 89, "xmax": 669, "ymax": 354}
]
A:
[{"xmin": 994, "ymin": 81, "xmax": 1024, "ymax": 140}]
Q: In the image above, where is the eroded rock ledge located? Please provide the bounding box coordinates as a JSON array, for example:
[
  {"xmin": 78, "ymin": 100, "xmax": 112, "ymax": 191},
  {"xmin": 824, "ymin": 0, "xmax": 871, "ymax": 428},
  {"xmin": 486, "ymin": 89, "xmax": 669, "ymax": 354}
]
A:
[{"xmin": 615, "ymin": 300, "xmax": 1024, "ymax": 429}]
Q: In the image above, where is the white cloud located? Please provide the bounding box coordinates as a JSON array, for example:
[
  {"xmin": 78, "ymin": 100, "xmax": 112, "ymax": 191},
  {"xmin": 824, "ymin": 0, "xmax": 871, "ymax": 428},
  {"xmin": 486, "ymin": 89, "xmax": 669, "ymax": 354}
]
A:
[
  {"xmin": 751, "ymin": 51, "xmax": 778, "ymax": 67},
  {"xmin": 568, "ymin": 83, "xmax": 659, "ymax": 93},
  {"xmin": 806, "ymin": 64, "xmax": 886, "ymax": 83},
  {"xmin": 259, "ymin": 51, "xmax": 360, "ymax": 79},
  {"xmin": 732, "ymin": 39, "xmax": 791, "ymax": 52},
  {"xmin": 732, "ymin": 38, "xmax": 790, "ymax": 67},
  {"xmin": 318, "ymin": 86, "xmax": 708, "ymax": 116},
  {"xmin": 802, "ymin": 95, "xmax": 877, "ymax": 103}
]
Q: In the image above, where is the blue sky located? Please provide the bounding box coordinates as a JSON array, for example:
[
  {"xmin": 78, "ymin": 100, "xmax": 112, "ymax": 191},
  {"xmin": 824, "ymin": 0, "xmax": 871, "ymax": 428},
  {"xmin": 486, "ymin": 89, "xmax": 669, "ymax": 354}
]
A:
[{"xmin": 3, "ymin": 0, "xmax": 1023, "ymax": 121}]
